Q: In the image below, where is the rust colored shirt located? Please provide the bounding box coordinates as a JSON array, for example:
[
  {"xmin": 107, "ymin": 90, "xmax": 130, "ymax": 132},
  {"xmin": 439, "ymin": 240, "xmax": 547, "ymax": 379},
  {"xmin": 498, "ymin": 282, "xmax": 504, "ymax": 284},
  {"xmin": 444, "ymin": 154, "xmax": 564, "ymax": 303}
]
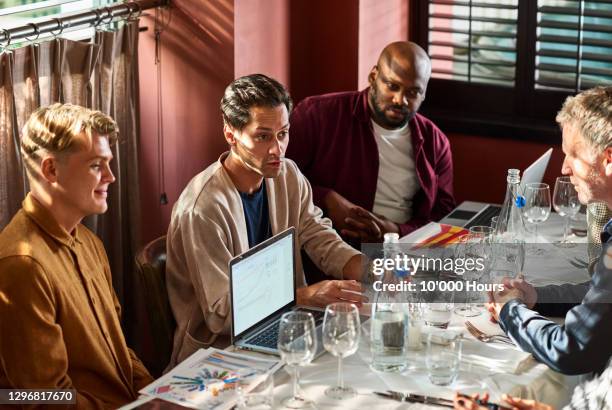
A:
[{"xmin": 0, "ymin": 194, "xmax": 152, "ymax": 409}]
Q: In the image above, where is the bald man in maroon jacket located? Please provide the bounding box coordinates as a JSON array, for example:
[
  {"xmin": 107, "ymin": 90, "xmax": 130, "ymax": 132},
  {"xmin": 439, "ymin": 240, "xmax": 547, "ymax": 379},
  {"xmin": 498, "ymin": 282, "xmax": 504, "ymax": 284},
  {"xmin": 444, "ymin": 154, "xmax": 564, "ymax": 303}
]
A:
[{"xmin": 287, "ymin": 41, "xmax": 455, "ymax": 262}]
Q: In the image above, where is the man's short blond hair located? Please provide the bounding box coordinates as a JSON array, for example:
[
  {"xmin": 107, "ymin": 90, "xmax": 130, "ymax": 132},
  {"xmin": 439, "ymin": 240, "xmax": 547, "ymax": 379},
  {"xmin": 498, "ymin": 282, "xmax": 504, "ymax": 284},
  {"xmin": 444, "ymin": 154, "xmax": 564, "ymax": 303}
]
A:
[
  {"xmin": 21, "ymin": 103, "xmax": 118, "ymax": 178},
  {"xmin": 556, "ymin": 86, "xmax": 612, "ymax": 151}
]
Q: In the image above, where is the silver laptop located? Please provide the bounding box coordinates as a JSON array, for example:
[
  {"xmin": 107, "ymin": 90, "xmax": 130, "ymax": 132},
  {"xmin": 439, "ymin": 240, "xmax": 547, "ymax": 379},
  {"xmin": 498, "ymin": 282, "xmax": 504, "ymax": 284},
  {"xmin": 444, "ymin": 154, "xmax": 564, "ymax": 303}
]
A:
[
  {"xmin": 229, "ymin": 227, "xmax": 325, "ymax": 357},
  {"xmin": 441, "ymin": 148, "xmax": 553, "ymax": 228}
]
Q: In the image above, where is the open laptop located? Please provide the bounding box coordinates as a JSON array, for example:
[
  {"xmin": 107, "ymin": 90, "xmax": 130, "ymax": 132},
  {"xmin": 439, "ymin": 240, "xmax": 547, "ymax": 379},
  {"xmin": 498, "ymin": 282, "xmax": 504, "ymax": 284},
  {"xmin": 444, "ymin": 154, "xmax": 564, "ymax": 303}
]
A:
[
  {"xmin": 441, "ymin": 148, "xmax": 553, "ymax": 228},
  {"xmin": 229, "ymin": 227, "xmax": 325, "ymax": 357}
]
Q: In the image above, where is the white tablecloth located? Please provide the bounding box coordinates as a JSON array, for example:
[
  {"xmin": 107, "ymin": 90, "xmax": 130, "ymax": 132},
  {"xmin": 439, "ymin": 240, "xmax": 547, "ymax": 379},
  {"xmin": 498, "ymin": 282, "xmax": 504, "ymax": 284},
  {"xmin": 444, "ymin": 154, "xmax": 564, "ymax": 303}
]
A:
[
  {"xmin": 124, "ymin": 215, "xmax": 589, "ymax": 409},
  {"xmin": 269, "ymin": 311, "xmax": 580, "ymax": 410}
]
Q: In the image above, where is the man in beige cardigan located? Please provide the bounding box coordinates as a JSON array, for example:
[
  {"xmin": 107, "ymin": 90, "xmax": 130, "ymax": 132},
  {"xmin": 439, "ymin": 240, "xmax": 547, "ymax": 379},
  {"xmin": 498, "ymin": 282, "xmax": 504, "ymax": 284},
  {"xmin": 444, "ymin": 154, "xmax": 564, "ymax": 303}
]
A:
[{"xmin": 166, "ymin": 74, "xmax": 367, "ymax": 367}]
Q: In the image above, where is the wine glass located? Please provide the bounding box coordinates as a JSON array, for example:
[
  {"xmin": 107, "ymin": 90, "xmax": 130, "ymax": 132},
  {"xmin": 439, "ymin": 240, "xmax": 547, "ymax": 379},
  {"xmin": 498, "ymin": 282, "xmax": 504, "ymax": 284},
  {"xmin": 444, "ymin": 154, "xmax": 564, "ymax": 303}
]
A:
[
  {"xmin": 322, "ymin": 303, "xmax": 360, "ymax": 400},
  {"xmin": 522, "ymin": 183, "xmax": 551, "ymax": 254},
  {"xmin": 553, "ymin": 176, "xmax": 580, "ymax": 248},
  {"xmin": 277, "ymin": 311, "xmax": 317, "ymax": 409},
  {"xmin": 454, "ymin": 231, "xmax": 493, "ymax": 317}
]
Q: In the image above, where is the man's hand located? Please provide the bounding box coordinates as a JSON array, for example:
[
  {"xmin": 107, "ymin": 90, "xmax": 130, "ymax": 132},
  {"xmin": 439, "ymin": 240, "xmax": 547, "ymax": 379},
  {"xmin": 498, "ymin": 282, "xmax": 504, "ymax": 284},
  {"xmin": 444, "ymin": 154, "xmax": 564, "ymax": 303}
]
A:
[
  {"xmin": 322, "ymin": 191, "xmax": 399, "ymax": 242},
  {"xmin": 343, "ymin": 207, "xmax": 399, "ymax": 242},
  {"xmin": 297, "ymin": 280, "xmax": 367, "ymax": 308},
  {"xmin": 501, "ymin": 277, "xmax": 537, "ymax": 309},
  {"xmin": 454, "ymin": 393, "xmax": 552, "ymax": 410},
  {"xmin": 454, "ymin": 393, "xmax": 490, "ymax": 410},
  {"xmin": 501, "ymin": 394, "xmax": 552, "ymax": 410},
  {"xmin": 487, "ymin": 286, "xmax": 525, "ymax": 322},
  {"xmin": 322, "ymin": 190, "xmax": 357, "ymax": 232}
]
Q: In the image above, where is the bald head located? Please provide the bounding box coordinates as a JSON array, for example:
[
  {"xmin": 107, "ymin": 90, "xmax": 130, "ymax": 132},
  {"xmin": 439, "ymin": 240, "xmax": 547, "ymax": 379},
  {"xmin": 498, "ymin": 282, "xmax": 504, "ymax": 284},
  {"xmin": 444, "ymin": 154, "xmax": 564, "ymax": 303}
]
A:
[
  {"xmin": 377, "ymin": 41, "xmax": 432, "ymax": 83},
  {"xmin": 368, "ymin": 41, "xmax": 432, "ymax": 129}
]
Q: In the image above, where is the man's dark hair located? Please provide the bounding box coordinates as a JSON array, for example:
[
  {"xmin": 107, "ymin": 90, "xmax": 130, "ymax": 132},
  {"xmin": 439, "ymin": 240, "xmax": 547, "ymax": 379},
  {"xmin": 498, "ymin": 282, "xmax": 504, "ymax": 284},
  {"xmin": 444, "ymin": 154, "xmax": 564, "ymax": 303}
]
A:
[{"xmin": 220, "ymin": 74, "xmax": 293, "ymax": 130}]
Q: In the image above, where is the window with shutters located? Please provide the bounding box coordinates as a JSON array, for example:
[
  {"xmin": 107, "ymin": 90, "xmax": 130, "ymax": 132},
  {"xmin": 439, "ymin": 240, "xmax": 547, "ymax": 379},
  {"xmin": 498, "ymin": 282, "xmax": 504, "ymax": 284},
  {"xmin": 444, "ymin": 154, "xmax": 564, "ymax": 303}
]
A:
[{"xmin": 411, "ymin": 0, "xmax": 612, "ymax": 141}]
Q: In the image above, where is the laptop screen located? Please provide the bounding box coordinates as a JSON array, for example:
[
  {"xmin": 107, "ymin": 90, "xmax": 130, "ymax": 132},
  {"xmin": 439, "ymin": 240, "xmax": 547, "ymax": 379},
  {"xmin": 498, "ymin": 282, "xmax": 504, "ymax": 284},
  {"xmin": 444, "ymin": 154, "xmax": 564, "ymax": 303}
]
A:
[{"xmin": 230, "ymin": 229, "xmax": 295, "ymax": 337}]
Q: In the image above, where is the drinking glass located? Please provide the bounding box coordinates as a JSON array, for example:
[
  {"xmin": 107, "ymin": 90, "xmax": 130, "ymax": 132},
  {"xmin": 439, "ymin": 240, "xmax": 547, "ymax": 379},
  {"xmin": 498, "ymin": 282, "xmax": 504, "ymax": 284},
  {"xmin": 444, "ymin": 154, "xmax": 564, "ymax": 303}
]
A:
[
  {"xmin": 322, "ymin": 303, "xmax": 360, "ymax": 400},
  {"xmin": 523, "ymin": 183, "xmax": 551, "ymax": 254},
  {"xmin": 490, "ymin": 216, "xmax": 499, "ymax": 231},
  {"xmin": 236, "ymin": 368, "xmax": 274, "ymax": 409},
  {"xmin": 421, "ymin": 274, "xmax": 456, "ymax": 329},
  {"xmin": 553, "ymin": 176, "xmax": 580, "ymax": 247},
  {"xmin": 426, "ymin": 330, "xmax": 462, "ymax": 386},
  {"xmin": 454, "ymin": 231, "xmax": 492, "ymax": 317},
  {"xmin": 277, "ymin": 311, "xmax": 317, "ymax": 409}
]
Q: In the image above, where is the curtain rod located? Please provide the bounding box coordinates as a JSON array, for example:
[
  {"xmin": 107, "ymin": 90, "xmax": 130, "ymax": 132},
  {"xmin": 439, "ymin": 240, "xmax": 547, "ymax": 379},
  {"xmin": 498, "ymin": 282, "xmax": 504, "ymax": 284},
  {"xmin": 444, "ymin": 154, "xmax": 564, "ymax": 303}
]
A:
[{"xmin": 0, "ymin": 0, "xmax": 169, "ymax": 45}]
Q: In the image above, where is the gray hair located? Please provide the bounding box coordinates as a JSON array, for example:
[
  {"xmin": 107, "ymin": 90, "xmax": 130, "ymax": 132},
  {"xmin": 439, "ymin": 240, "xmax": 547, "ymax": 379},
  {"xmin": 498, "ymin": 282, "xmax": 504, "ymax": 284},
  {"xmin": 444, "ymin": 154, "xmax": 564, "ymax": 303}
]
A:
[{"xmin": 556, "ymin": 86, "xmax": 612, "ymax": 151}]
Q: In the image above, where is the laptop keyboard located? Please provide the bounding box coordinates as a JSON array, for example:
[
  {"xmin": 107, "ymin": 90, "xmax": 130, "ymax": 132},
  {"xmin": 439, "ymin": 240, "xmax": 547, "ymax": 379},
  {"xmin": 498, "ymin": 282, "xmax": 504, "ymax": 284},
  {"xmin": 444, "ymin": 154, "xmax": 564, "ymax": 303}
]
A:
[
  {"xmin": 247, "ymin": 322, "xmax": 281, "ymax": 349},
  {"xmin": 465, "ymin": 205, "xmax": 501, "ymax": 229},
  {"xmin": 245, "ymin": 309, "xmax": 324, "ymax": 349}
]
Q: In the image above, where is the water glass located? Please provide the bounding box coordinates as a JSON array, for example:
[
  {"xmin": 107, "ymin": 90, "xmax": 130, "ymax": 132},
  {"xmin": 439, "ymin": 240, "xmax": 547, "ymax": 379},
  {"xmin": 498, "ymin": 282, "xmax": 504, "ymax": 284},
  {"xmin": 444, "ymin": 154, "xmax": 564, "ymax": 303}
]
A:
[
  {"xmin": 406, "ymin": 302, "xmax": 424, "ymax": 350},
  {"xmin": 553, "ymin": 176, "xmax": 581, "ymax": 247},
  {"xmin": 426, "ymin": 330, "xmax": 462, "ymax": 386},
  {"xmin": 490, "ymin": 216, "xmax": 499, "ymax": 231},
  {"xmin": 454, "ymin": 232, "xmax": 492, "ymax": 317},
  {"xmin": 236, "ymin": 368, "xmax": 274, "ymax": 409},
  {"xmin": 424, "ymin": 302, "xmax": 453, "ymax": 329},
  {"xmin": 523, "ymin": 183, "xmax": 551, "ymax": 254},
  {"xmin": 277, "ymin": 311, "xmax": 317, "ymax": 409},
  {"xmin": 322, "ymin": 303, "xmax": 360, "ymax": 400}
]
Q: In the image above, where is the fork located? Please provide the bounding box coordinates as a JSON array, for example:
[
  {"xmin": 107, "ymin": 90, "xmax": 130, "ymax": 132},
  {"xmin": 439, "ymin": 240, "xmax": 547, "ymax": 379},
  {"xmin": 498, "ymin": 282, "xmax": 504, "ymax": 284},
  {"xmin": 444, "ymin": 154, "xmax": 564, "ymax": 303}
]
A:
[
  {"xmin": 569, "ymin": 257, "xmax": 589, "ymax": 269},
  {"xmin": 465, "ymin": 321, "xmax": 514, "ymax": 345}
]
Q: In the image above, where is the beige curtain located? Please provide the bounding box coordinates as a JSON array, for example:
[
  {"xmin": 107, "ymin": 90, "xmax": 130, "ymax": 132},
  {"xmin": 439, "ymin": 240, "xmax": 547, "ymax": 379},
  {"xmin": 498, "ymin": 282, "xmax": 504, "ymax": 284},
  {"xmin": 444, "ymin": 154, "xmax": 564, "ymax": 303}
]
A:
[{"xmin": 0, "ymin": 21, "xmax": 141, "ymax": 314}]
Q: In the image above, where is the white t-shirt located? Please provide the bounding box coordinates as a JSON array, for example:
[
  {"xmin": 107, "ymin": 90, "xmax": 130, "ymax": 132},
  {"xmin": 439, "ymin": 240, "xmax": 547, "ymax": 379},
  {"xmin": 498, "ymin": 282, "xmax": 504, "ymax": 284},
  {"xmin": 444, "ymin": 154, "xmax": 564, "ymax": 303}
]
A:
[{"xmin": 371, "ymin": 120, "xmax": 420, "ymax": 224}]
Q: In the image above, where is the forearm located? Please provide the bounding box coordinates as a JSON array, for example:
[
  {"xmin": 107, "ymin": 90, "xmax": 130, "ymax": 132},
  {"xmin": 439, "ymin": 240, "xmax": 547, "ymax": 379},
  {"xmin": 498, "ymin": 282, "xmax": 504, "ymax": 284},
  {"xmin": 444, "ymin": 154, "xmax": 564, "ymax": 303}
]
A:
[
  {"xmin": 500, "ymin": 299, "xmax": 612, "ymax": 374},
  {"xmin": 534, "ymin": 282, "xmax": 590, "ymax": 316}
]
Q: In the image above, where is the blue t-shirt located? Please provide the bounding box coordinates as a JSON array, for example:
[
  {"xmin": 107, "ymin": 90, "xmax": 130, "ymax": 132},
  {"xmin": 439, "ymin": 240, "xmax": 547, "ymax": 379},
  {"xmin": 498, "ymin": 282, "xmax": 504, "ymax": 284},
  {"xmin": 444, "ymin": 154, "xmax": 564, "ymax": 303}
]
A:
[{"xmin": 239, "ymin": 180, "xmax": 272, "ymax": 248}]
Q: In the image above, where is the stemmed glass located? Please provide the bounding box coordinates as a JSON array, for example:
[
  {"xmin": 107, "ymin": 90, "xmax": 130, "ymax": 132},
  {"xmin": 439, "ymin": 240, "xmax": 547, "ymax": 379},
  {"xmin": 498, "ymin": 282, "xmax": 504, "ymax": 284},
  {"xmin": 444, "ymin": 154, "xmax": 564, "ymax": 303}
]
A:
[
  {"xmin": 277, "ymin": 311, "xmax": 317, "ymax": 409},
  {"xmin": 553, "ymin": 176, "xmax": 580, "ymax": 248},
  {"xmin": 522, "ymin": 183, "xmax": 551, "ymax": 254},
  {"xmin": 322, "ymin": 303, "xmax": 360, "ymax": 400},
  {"xmin": 454, "ymin": 230, "xmax": 493, "ymax": 317}
]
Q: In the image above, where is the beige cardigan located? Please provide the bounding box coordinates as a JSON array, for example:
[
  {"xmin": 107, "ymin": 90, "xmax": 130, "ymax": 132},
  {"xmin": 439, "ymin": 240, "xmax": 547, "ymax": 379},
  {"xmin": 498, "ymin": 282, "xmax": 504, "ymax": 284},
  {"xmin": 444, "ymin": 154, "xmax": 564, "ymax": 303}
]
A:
[{"xmin": 166, "ymin": 153, "xmax": 360, "ymax": 367}]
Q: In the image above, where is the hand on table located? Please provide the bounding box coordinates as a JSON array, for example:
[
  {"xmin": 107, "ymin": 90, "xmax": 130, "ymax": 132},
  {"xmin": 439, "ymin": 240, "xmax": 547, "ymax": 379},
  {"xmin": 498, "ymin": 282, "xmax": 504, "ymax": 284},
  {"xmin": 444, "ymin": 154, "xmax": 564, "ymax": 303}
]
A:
[
  {"xmin": 501, "ymin": 277, "xmax": 537, "ymax": 309},
  {"xmin": 454, "ymin": 393, "xmax": 553, "ymax": 410},
  {"xmin": 486, "ymin": 287, "xmax": 525, "ymax": 322},
  {"xmin": 342, "ymin": 207, "xmax": 399, "ymax": 242},
  {"xmin": 297, "ymin": 280, "xmax": 367, "ymax": 308},
  {"xmin": 486, "ymin": 276, "xmax": 537, "ymax": 322},
  {"xmin": 322, "ymin": 191, "xmax": 399, "ymax": 242}
]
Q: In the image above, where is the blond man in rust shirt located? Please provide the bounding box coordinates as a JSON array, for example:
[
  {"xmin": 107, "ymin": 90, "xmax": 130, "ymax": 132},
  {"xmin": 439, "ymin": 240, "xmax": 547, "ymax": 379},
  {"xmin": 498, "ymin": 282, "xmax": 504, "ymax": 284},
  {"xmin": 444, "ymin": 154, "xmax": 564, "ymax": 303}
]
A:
[{"xmin": 0, "ymin": 104, "xmax": 152, "ymax": 408}]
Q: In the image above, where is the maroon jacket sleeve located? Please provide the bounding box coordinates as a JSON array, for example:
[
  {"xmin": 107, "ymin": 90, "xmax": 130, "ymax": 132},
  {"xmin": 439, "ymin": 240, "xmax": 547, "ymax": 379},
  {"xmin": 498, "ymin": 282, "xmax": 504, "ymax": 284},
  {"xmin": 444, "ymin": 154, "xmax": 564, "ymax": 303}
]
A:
[{"xmin": 287, "ymin": 99, "xmax": 332, "ymax": 205}]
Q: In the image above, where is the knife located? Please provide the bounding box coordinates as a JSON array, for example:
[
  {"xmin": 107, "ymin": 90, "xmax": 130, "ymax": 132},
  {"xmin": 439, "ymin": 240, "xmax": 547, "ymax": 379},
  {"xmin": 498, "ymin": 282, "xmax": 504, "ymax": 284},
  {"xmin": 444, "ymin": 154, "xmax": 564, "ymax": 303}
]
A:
[{"xmin": 374, "ymin": 391, "xmax": 453, "ymax": 408}]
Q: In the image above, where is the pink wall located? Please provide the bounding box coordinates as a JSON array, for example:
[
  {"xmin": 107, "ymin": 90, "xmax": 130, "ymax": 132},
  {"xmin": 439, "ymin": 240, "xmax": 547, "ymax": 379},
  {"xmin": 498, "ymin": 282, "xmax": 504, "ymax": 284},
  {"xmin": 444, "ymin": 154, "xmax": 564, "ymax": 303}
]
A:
[
  {"xmin": 138, "ymin": 0, "xmax": 234, "ymax": 244},
  {"xmin": 234, "ymin": 0, "xmax": 289, "ymax": 84},
  {"xmin": 449, "ymin": 133, "xmax": 563, "ymax": 205},
  {"xmin": 136, "ymin": 0, "xmax": 564, "ymax": 245},
  {"xmin": 358, "ymin": 0, "xmax": 410, "ymax": 89}
]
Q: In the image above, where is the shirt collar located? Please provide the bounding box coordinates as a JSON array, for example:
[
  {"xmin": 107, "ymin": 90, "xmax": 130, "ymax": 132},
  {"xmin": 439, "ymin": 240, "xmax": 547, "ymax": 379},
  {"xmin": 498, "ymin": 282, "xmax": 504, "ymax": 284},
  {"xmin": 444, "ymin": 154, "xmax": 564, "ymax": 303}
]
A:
[{"xmin": 23, "ymin": 193, "xmax": 82, "ymax": 248}]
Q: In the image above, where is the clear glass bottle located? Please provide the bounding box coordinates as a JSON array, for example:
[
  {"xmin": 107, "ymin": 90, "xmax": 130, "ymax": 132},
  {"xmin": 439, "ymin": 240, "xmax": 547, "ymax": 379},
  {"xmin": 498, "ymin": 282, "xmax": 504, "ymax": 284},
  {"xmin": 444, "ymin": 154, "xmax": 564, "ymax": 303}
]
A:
[
  {"xmin": 494, "ymin": 169, "xmax": 526, "ymax": 276},
  {"xmin": 370, "ymin": 233, "xmax": 408, "ymax": 372}
]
